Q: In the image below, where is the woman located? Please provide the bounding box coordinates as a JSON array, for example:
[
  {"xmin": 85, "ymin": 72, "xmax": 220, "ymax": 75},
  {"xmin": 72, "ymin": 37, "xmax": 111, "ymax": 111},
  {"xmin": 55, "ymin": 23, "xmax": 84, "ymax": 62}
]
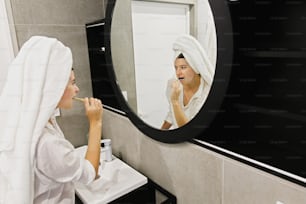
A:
[
  {"xmin": 161, "ymin": 34, "xmax": 214, "ymax": 129},
  {"xmin": 0, "ymin": 36, "xmax": 102, "ymax": 203}
]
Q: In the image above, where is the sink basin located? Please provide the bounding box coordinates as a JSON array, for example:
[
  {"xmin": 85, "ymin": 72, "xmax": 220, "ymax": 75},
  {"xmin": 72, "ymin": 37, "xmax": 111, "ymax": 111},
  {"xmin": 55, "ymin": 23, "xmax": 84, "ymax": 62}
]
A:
[{"xmin": 74, "ymin": 145, "xmax": 147, "ymax": 204}]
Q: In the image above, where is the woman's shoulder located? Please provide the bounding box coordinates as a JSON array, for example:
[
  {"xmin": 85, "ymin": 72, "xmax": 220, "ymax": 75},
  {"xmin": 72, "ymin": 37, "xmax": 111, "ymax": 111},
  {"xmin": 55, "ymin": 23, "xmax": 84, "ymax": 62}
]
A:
[{"xmin": 38, "ymin": 124, "xmax": 73, "ymax": 150}]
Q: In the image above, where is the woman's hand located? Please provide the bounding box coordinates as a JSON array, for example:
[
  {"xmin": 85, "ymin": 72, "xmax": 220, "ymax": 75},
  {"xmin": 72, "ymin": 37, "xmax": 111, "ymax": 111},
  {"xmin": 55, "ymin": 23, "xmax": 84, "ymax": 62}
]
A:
[
  {"xmin": 169, "ymin": 80, "xmax": 188, "ymax": 127},
  {"xmin": 170, "ymin": 80, "xmax": 182, "ymax": 103},
  {"xmin": 84, "ymin": 97, "xmax": 103, "ymax": 124}
]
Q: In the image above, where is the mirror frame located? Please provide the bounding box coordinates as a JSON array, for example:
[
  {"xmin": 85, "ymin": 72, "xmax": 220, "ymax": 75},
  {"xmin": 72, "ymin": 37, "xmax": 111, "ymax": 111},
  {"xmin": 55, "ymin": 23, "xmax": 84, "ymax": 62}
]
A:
[{"xmin": 104, "ymin": 0, "xmax": 233, "ymax": 143}]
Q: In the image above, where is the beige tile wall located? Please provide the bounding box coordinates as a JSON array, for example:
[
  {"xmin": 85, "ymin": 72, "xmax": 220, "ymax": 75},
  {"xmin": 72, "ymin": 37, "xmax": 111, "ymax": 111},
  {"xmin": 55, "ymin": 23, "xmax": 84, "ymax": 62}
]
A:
[
  {"xmin": 223, "ymin": 159, "xmax": 306, "ymax": 204},
  {"xmin": 103, "ymin": 109, "xmax": 306, "ymax": 204}
]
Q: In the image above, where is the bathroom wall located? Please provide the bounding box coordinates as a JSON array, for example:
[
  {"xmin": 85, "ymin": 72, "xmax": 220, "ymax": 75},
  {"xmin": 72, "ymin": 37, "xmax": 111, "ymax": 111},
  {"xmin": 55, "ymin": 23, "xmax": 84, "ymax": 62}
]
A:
[
  {"xmin": 103, "ymin": 109, "xmax": 306, "ymax": 204},
  {"xmin": 8, "ymin": 0, "xmax": 106, "ymax": 147},
  {"xmin": 7, "ymin": 0, "xmax": 306, "ymax": 203}
]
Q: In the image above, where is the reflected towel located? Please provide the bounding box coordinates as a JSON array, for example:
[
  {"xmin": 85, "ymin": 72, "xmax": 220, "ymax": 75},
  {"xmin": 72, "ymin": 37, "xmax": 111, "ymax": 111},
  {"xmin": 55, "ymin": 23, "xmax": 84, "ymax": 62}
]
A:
[
  {"xmin": 0, "ymin": 36, "xmax": 72, "ymax": 203},
  {"xmin": 173, "ymin": 34, "xmax": 214, "ymax": 86}
]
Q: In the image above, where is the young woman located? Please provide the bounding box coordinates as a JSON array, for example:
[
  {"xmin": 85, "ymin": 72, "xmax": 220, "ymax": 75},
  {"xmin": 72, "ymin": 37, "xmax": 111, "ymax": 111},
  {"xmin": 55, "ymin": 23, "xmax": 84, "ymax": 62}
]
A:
[
  {"xmin": 161, "ymin": 35, "xmax": 214, "ymax": 129},
  {"xmin": 0, "ymin": 36, "xmax": 103, "ymax": 204}
]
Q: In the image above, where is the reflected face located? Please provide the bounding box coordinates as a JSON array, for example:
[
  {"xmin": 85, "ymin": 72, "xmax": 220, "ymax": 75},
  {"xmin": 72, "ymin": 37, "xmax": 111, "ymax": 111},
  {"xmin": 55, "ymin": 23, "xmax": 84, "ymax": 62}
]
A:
[
  {"xmin": 58, "ymin": 70, "xmax": 79, "ymax": 109},
  {"xmin": 174, "ymin": 58, "xmax": 198, "ymax": 86}
]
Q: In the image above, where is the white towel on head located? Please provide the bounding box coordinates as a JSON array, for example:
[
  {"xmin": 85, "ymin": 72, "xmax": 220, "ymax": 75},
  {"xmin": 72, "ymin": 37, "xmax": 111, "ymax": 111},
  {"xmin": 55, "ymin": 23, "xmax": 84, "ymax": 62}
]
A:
[
  {"xmin": 173, "ymin": 34, "xmax": 214, "ymax": 86},
  {"xmin": 0, "ymin": 36, "xmax": 72, "ymax": 204}
]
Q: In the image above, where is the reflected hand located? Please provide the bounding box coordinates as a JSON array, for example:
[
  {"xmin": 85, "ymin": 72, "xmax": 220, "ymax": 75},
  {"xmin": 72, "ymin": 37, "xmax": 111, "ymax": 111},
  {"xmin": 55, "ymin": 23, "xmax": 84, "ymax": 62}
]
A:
[{"xmin": 170, "ymin": 80, "xmax": 182, "ymax": 103}]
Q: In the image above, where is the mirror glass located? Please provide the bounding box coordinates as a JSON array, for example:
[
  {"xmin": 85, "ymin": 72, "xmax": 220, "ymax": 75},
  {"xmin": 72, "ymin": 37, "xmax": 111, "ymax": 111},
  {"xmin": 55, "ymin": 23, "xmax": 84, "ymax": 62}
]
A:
[{"xmin": 110, "ymin": 0, "xmax": 217, "ymax": 129}]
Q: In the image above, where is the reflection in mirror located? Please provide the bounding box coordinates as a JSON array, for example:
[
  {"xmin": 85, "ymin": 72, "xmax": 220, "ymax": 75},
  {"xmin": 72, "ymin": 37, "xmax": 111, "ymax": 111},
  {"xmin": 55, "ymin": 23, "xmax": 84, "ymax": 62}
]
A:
[
  {"xmin": 111, "ymin": 0, "xmax": 217, "ymax": 129},
  {"xmin": 161, "ymin": 34, "xmax": 215, "ymax": 130}
]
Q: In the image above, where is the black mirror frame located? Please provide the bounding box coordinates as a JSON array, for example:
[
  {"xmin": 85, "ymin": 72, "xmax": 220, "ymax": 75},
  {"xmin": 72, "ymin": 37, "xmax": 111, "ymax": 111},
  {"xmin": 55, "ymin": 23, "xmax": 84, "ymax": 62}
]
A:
[{"xmin": 104, "ymin": 0, "xmax": 233, "ymax": 143}]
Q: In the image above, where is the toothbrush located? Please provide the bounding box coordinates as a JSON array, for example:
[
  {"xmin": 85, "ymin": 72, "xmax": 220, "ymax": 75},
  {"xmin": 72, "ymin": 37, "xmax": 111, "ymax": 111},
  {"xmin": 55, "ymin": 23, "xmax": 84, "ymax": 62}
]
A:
[{"xmin": 73, "ymin": 97, "xmax": 85, "ymax": 102}]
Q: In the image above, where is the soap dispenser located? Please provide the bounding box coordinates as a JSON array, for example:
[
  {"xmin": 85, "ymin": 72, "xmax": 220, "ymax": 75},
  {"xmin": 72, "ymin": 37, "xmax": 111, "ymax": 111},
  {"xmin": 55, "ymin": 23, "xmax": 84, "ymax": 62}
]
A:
[{"xmin": 101, "ymin": 139, "xmax": 112, "ymax": 162}]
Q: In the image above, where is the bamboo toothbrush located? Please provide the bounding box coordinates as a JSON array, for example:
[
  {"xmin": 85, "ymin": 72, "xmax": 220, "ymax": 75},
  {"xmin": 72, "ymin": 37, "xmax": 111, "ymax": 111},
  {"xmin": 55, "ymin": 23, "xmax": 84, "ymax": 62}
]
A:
[{"xmin": 73, "ymin": 97, "xmax": 85, "ymax": 102}]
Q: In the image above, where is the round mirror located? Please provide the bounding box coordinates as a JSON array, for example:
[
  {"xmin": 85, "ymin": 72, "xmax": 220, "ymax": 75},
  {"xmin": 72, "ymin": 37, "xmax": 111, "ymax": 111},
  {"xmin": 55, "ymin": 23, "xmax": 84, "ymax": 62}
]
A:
[{"xmin": 104, "ymin": 0, "xmax": 233, "ymax": 143}]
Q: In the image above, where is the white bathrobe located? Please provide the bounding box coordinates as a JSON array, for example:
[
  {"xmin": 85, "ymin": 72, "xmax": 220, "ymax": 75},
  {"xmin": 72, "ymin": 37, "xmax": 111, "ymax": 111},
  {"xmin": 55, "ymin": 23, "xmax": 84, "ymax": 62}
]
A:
[
  {"xmin": 165, "ymin": 78, "xmax": 209, "ymax": 128},
  {"xmin": 0, "ymin": 36, "xmax": 94, "ymax": 204},
  {"xmin": 34, "ymin": 110, "xmax": 95, "ymax": 204}
]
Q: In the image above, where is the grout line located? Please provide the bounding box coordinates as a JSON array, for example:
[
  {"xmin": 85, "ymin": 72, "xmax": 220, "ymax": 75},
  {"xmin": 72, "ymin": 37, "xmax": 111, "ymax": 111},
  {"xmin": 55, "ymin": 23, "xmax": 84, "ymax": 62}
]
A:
[{"xmin": 222, "ymin": 159, "xmax": 225, "ymax": 204}]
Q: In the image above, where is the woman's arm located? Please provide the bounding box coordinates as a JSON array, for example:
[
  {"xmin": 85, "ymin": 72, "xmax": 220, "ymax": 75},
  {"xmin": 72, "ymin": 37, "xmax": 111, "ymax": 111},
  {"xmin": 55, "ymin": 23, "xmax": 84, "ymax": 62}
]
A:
[
  {"xmin": 171, "ymin": 101, "xmax": 188, "ymax": 127},
  {"xmin": 84, "ymin": 97, "xmax": 103, "ymax": 178},
  {"xmin": 161, "ymin": 120, "xmax": 172, "ymax": 129}
]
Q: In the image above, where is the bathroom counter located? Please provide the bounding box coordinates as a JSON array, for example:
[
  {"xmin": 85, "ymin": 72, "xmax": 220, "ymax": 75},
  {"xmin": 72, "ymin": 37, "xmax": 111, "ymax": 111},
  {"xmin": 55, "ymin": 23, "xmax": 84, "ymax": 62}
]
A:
[{"xmin": 74, "ymin": 146, "xmax": 148, "ymax": 204}]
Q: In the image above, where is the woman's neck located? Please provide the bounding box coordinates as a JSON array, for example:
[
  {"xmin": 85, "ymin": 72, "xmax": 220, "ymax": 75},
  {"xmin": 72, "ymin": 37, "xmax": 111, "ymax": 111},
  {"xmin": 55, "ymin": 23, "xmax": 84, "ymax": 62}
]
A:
[
  {"xmin": 184, "ymin": 75, "xmax": 201, "ymax": 93},
  {"xmin": 183, "ymin": 75, "xmax": 201, "ymax": 105}
]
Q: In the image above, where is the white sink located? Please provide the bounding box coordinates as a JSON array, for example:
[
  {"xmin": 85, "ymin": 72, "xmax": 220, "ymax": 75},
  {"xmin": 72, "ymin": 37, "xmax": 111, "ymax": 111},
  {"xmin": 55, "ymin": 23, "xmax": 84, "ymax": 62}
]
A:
[{"xmin": 74, "ymin": 146, "xmax": 147, "ymax": 204}]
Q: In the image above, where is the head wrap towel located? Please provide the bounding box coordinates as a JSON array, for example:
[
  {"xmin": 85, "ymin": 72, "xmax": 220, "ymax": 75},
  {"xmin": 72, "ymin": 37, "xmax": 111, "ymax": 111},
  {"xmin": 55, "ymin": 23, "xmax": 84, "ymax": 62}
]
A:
[
  {"xmin": 0, "ymin": 36, "xmax": 72, "ymax": 204},
  {"xmin": 173, "ymin": 34, "xmax": 214, "ymax": 86}
]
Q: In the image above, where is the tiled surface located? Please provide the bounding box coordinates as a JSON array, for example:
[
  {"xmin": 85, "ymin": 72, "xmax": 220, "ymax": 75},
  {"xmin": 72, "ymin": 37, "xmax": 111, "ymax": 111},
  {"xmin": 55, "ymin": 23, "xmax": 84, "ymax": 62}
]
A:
[
  {"xmin": 223, "ymin": 159, "xmax": 306, "ymax": 204},
  {"xmin": 103, "ymin": 110, "xmax": 223, "ymax": 204},
  {"xmin": 10, "ymin": 0, "xmax": 104, "ymax": 25},
  {"xmin": 103, "ymin": 109, "xmax": 306, "ymax": 204}
]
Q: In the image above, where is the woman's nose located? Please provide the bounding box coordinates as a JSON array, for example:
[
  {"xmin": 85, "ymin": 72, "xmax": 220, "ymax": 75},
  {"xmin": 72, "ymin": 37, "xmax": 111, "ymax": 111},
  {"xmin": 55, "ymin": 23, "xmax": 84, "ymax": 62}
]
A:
[{"xmin": 75, "ymin": 85, "xmax": 80, "ymax": 93}]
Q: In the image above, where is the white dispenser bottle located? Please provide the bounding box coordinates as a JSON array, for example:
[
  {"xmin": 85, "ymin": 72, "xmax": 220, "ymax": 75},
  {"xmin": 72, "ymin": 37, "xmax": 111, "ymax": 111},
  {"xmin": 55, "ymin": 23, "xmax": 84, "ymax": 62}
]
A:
[{"xmin": 101, "ymin": 139, "xmax": 112, "ymax": 162}]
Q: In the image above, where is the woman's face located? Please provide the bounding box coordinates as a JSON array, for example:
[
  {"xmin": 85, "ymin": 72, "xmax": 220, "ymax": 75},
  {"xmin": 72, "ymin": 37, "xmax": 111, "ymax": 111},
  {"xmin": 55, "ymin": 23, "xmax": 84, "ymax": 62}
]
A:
[
  {"xmin": 174, "ymin": 58, "xmax": 198, "ymax": 86},
  {"xmin": 57, "ymin": 70, "xmax": 79, "ymax": 109}
]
